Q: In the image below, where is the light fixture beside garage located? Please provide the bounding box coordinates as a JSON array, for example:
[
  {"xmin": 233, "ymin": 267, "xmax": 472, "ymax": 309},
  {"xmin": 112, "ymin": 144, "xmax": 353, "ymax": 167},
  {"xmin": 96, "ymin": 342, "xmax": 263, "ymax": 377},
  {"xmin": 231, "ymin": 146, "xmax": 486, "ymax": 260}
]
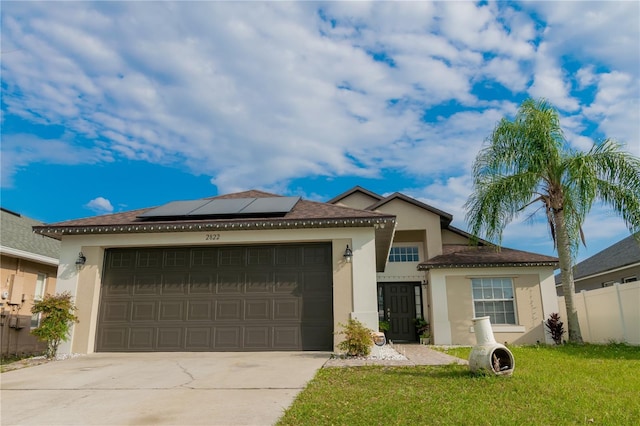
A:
[
  {"xmin": 75, "ymin": 252, "xmax": 86, "ymax": 270},
  {"xmin": 343, "ymin": 245, "xmax": 353, "ymax": 263}
]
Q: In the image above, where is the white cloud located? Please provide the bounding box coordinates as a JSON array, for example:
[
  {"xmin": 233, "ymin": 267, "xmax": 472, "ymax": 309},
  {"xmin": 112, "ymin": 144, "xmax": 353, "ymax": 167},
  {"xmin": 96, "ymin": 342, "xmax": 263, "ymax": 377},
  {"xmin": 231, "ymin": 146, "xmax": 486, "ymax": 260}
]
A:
[
  {"xmin": 85, "ymin": 197, "xmax": 114, "ymax": 214},
  {"xmin": 1, "ymin": 0, "xmax": 637, "ymax": 197}
]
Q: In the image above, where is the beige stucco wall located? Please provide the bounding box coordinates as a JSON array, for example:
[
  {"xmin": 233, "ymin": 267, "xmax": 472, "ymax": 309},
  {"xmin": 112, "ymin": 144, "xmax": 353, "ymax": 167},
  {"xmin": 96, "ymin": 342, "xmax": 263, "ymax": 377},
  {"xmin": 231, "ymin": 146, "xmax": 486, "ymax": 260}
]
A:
[
  {"xmin": 373, "ymin": 199, "xmax": 443, "ymax": 260},
  {"xmin": 441, "ymin": 229, "xmax": 470, "ymax": 244},
  {"xmin": 54, "ymin": 227, "xmax": 377, "ymax": 354},
  {"xmin": 430, "ymin": 266, "xmax": 558, "ymax": 345},
  {"xmin": 1, "ymin": 256, "xmax": 58, "ymax": 355},
  {"xmin": 333, "ymin": 192, "xmax": 379, "ymax": 210}
]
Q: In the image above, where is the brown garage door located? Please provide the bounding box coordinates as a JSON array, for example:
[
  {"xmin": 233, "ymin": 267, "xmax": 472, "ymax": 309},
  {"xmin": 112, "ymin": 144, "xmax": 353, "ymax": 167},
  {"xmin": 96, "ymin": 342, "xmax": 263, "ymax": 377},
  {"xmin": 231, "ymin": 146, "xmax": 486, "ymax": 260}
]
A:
[{"xmin": 96, "ymin": 244, "xmax": 333, "ymax": 352}]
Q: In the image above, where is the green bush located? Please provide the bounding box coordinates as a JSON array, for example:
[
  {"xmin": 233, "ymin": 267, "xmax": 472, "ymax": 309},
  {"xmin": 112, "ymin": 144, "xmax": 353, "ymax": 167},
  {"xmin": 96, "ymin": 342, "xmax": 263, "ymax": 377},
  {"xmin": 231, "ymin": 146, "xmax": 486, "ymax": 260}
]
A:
[
  {"xmin": 337, "ymin": 318, "xmax": 373, "ymax": 357},
  {"xmin": 31, "ymin": 292, "xmax": 79, "ymax": 359}
]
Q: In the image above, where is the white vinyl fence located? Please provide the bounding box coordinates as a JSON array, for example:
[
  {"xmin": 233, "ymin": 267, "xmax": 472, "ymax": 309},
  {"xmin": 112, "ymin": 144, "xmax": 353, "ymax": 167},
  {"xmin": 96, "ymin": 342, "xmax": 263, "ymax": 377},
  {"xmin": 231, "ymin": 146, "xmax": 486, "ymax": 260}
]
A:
[{"xmin": 557, "ymin": 280, "xmax": 639, "ymax": 345}]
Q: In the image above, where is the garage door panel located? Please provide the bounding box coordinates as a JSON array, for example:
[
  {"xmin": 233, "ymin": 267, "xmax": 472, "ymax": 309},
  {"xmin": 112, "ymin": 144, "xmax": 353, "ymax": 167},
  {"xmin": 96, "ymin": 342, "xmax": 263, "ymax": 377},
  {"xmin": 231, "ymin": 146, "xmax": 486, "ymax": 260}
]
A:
[
  {"xmin": 246, "ymin": 272, "xmax": 272, "ymax": 293},
  {"xmin": 164, "ymin": 250, "xmax": 188, "ymax": 268},
  {"xmin": 216, "ymin": 299, "xmax": 243, "ymax": 320},
  {"xmin": 98, "ymin": 244, "xmax": 333, "ymax": 352},
  {"xmin": 186, "ymin": 327, "xmax": 212, "ymax": 348},
  {"xmin": 162, "ymin": 273, "xmax": 188, "ymax": 295},
  {"xmin": 137, "ymin": 251, "xmax": 161, "ymax": 268},
  {"xmin": 103, "ymin": 275, "xmax": 134, "ymax": 296},
  {"xmin": 216, "ymin": 273, "xmax": 243, "ymax": 293},
  {"xmin": 157, "ymin": 328, "xmax": 183, "ymax": 349},
  {"xmin": 245, "ymin": 299, "xmax": 270, "ymax": 320},
  {"xmin": 159, "ymin": 301, "xmax": 185, "ymax": 321},
  {"xmin": 132, "ymin": 301, "xmax": 156, "ymax": 321},
  {"xmin": 189, "ymin": 273, "xmax": 214, "ymax": 294},
  {"xmin": 273, "ymin": 299, "xmax": 299, "ymax": 320},
  {"xmin": 273, "ymin": 327, "xmax": 299, "ymax": 349},
  {"xmin": 303, "ymin": 296, "xmax": 333, "ymax": 320},
  {"xmin": 244, "ymin": 327, "xmax": 270, "ymax": 349},
  {"xmin": 134, "ymin": 274, "xmax": 162, "ymax": 295},
  {"xmin": 129, "ymin": 328, "xmax": 155, "ymax": 349},
  {"xmin": 187, "ymin": 300, "xmax": 213, "ymax": 320},
  {"xmin": 303, "ymin": 271, "xmax": 332, "ymax": 293},
  {"xmin": 215, "ymin": 327, "xmax": 242, "ymax": 348},
  {"xmin": 98, "ymin": 328, "xmax": 128, "ymax": 349},
  {"xmin": 274, "ymin": 272, "xmax": 299, "ymax": 293},
  {"xmin": 301, "ymin": 325, "xmax": 334, "ymax": 350}
]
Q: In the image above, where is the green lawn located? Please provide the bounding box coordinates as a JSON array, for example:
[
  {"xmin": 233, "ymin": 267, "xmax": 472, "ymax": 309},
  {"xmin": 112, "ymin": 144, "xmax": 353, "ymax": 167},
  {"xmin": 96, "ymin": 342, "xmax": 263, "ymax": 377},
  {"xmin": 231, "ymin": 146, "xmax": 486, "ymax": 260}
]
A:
[{"xmin": 278, "ymin": 344, "xmax": 640, "ymax": 425}]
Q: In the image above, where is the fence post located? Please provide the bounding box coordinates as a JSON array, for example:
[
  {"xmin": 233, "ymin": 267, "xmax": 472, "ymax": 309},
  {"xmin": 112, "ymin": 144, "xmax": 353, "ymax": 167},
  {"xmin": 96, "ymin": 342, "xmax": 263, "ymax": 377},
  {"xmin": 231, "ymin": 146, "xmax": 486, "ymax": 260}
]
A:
[
  {"xmin": 580, "ymin": 290, "xmax": 591, "ymax": 342},
  {"xmin": 614, "ymin": 283, "xmax": 627, "ymax": 343}
]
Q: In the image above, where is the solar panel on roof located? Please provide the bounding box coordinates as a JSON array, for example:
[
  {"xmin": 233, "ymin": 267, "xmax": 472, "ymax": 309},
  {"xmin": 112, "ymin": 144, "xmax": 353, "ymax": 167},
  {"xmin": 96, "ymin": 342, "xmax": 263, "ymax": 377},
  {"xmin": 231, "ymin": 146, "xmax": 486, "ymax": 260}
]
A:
[
  {"xmin": 189, "ymin": 198, "xmax": 254, "ymax": 216},
  {"xmin": 239, "ymin": 196, "xmax": 300, "ymax": 214},
  {"xmin": 137, "ymin": 199, "xmax": 210, "ymax": 218},
  {"xmin": 136, "ymin": 196, "xmax": 301, "ymax": 219}
]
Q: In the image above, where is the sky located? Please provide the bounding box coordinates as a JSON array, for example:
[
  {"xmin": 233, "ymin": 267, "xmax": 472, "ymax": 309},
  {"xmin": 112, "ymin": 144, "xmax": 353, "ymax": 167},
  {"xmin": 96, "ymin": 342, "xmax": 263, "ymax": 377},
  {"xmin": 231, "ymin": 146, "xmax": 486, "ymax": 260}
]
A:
[{"xmin": 1, "ymin": 1, "xmax": 639, "ymax": 263}]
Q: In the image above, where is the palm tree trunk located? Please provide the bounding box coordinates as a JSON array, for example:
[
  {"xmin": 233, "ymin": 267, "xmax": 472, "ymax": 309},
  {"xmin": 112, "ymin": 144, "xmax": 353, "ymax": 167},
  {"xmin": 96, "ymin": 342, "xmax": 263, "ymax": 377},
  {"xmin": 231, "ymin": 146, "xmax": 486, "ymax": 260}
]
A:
[{"xmin": 554, "ymin": 209, "xmax": 583, "ymax": 343}]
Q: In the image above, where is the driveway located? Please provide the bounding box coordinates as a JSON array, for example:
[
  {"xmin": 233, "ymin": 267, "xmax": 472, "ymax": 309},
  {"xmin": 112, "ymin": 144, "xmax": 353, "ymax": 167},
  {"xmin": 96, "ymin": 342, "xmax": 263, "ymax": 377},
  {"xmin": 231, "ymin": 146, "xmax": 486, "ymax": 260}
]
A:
[{"xmin": 1, "ymin": 351, "xmax": 330, "ymax": 426}]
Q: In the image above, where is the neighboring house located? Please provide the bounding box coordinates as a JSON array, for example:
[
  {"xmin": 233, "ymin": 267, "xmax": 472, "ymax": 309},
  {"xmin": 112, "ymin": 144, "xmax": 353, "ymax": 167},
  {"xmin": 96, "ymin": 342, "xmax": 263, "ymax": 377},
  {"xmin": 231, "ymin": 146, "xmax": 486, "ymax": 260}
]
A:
[
  {"xmin": 329, "ymin": 187, "xmax": 559, "ymax": 346},
  {"xmin": 1, "ymin": 208, "xmax": 60, "ymax": 356},
  {"xmin": 555, "ymin": 234, "xmax": 640, "ymax": 296},
  {"xmin": 33, "ymin": 188, "xmax": 559, "ymax": 355}
]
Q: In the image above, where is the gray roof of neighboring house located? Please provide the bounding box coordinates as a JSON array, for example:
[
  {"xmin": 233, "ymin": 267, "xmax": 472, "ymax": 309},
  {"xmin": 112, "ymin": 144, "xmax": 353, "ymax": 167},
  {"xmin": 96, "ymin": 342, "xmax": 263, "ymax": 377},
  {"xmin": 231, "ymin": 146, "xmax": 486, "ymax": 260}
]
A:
[
  {"xmin": 0, "ymin": 207, "xmax": 61, "ymax": 264},
  {"xmin": 555, "ymin": 234, "xmax": 640, "ymax": 284}
]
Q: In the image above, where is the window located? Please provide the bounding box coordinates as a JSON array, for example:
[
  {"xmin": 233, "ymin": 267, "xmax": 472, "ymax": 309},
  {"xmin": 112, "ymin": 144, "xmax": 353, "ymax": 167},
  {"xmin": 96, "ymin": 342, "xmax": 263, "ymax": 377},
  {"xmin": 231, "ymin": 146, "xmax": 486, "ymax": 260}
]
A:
[
  {"xmin": 472, "ymin": 278, "xmax": 516, "ymax": 325},
  {"xmin": 31, "ymin": 273, "xmax": 47, "ymax": 328},
  {"xmin": 602, "ymin": 281, "xmax": 614, "ymax": 288},
  {"xmin": 622, "ymin": 276, "xmax": 637, "ymax": 283},
  {"xmin": 388, "ymin": 246, "xmax": 419, "ymax": 262}
]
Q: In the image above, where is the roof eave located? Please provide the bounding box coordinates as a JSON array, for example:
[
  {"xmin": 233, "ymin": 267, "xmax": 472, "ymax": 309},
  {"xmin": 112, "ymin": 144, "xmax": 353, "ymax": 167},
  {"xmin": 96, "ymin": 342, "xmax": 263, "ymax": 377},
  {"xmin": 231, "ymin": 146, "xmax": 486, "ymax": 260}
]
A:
[
  {"xmin": 34, "ymin": 216, "xmax": 397, "ymax": 238},
  {"xmin": 418, "ymin": 261, "xmax": 559, "ymax": 270}
]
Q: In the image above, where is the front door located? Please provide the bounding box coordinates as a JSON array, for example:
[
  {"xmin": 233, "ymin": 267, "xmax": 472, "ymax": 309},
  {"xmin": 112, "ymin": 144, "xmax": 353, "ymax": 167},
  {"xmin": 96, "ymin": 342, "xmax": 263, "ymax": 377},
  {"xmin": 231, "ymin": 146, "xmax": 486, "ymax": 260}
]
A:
[{"xmin": 382, "ymin": 283, "xmax": 417, "ymax": 342}]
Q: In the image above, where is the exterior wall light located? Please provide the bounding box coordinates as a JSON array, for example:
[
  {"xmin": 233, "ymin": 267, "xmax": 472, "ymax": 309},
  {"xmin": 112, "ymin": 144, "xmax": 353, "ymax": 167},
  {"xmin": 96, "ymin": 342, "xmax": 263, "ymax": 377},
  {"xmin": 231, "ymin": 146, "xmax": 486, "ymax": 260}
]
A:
[
  {"xmin": 343, "ymin": 245, "xmax": 353, "ymax": 263},
  {"xmin": 75, "ymin": 252, "xmax": 87, "ymax": 270}
]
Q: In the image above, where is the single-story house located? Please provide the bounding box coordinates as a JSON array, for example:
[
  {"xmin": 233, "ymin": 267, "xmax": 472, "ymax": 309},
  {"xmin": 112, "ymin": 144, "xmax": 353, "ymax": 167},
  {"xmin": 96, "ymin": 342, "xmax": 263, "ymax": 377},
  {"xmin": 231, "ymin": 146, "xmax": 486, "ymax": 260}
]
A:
[
  {"xmin": 34, "ymin": 187, "xmax": 560, "ymax": 354},
  {"xmin": 555, "ymin": 234, "xmax": 640, "ymax": 296},
  {"xmin": 1, "ymin": 207, "xmax": 60, "ymax": 355}
]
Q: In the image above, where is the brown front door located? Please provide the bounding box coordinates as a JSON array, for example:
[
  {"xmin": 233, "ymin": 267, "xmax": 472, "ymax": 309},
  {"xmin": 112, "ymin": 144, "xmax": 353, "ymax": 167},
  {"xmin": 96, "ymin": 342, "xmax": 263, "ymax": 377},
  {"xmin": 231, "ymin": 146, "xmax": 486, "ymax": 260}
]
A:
[{"xmin": 382, "ymin": 283, "xmax": 417, "ymax": 342}]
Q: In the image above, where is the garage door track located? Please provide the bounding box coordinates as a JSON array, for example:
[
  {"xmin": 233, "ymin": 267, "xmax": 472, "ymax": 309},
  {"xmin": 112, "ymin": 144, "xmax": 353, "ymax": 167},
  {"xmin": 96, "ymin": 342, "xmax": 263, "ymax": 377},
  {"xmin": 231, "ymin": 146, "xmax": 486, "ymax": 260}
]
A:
[{"xmin": 1, "ymin": 352, "xmax": 330, "ymax": 426}]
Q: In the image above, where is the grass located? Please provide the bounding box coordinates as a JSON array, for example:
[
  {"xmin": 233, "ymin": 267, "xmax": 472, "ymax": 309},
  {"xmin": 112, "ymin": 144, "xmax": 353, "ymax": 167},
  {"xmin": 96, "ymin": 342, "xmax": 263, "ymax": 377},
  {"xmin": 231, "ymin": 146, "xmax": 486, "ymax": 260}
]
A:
[{"xmin": 278, "ymin": 344, "xmax": 640, "ymax": 425}]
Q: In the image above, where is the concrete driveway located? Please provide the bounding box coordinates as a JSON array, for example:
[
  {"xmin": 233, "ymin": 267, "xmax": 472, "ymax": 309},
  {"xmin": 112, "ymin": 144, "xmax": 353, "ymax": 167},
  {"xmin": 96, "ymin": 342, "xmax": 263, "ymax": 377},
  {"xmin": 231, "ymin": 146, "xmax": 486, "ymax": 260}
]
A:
[{"xmin": 1, "ymin": 351, "xmax": 330, "ymax": 426}]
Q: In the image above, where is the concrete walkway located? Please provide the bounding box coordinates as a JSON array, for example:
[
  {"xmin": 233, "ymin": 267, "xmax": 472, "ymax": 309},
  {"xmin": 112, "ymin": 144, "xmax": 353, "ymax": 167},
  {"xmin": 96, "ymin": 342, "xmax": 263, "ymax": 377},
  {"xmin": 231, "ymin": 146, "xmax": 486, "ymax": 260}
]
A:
[{"xmin": 323, "ymin": 344, "xmax": 468, "ymax": 367}]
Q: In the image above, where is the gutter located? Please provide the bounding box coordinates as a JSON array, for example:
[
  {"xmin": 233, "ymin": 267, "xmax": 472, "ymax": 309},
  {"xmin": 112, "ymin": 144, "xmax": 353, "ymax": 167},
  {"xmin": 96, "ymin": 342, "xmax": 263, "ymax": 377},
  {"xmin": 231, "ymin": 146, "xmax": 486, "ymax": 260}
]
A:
[{"xmin": 0, "ymin": 245, "xmax": 59, "ymax": 266}]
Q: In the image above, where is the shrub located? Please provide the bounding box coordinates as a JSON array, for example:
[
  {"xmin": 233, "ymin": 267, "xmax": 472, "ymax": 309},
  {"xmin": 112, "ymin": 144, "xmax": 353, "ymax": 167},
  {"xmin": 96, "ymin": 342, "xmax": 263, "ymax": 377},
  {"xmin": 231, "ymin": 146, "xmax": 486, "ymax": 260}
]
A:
[
  {"xmin": 31, "ymin": 292, "xmax": 79, "ymax": 359},
  {"xmin": 544, "ymin": 312, "xmax": 565, "ymax": 345},
  {"xmin": 337, "ymin": 318, "xmax": 373, "ymax": 357}
]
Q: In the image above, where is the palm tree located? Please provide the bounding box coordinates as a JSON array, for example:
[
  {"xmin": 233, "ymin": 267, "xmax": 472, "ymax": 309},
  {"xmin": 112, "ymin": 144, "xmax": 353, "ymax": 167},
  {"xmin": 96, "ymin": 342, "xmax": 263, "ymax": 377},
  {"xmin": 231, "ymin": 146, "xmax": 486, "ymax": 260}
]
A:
[{"xmin": 464, "ymin": 98, "xmax": 640, "ymax": 343}]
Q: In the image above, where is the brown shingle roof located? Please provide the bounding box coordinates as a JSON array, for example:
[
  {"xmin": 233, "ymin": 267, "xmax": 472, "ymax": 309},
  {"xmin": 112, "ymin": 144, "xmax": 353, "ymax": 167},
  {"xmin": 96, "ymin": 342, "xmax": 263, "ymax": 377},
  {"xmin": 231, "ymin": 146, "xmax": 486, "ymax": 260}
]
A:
[
  {"xmin": 33, "ymin": 190, "xmax": 397, "ymax": 272},
  {"xmin": 418, "ymin": 245, "xmax": 558, "ymax": 270},
  {"xmin": 33, "ymin": 192, "xmax": 395, "ymax": 238}
]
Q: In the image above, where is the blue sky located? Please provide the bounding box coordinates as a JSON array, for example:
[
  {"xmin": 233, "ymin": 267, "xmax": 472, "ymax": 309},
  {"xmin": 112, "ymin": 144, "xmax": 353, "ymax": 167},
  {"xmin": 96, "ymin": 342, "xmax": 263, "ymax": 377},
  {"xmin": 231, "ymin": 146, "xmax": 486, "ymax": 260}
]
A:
[{"xmin": 1, "ymin": 1, "xmax": 638, "ymax": 263}]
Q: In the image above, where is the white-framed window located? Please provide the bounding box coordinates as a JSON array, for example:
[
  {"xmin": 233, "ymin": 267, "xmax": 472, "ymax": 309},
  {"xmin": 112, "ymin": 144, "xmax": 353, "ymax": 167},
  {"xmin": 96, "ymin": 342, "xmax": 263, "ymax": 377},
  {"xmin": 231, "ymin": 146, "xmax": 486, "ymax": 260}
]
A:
[
  {"xmin": 388, "ymin": 246, "xmax": 420, "ymax": 262},
  {"xmin": 30, "ymin": 273, "xmax": 47, "ymax": 329},
  {"xmin": 622, "ymin": 276, "xmax": 637, "ymax": 283},
  {"xmin": 471, "ymin": 277, "xmax": 516, "ymax": 325},
  {"xmin": 602, "ymin": 281, "xmax": 614, "ymax": 288}
]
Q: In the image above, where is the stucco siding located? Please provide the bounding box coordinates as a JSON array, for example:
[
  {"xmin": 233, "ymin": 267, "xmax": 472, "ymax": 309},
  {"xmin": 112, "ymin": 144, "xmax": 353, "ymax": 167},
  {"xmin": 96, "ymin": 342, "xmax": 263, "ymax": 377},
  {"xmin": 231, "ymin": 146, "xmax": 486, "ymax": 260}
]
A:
[
  {"xmin": 56, "ymin": 227, "xmax": 376, "ymax": 354},
  {"xmin": 435, "ymin": 267, "xmax": 554, "ymax": 345}
]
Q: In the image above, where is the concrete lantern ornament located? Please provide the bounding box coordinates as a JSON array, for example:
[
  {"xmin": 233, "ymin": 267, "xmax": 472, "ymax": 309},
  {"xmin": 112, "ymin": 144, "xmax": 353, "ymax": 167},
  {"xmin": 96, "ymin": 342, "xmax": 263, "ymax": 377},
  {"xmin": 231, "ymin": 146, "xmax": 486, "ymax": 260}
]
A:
[{"xmin": 469, "ymin": 316, "xmax": 515, "ymax": 376}]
